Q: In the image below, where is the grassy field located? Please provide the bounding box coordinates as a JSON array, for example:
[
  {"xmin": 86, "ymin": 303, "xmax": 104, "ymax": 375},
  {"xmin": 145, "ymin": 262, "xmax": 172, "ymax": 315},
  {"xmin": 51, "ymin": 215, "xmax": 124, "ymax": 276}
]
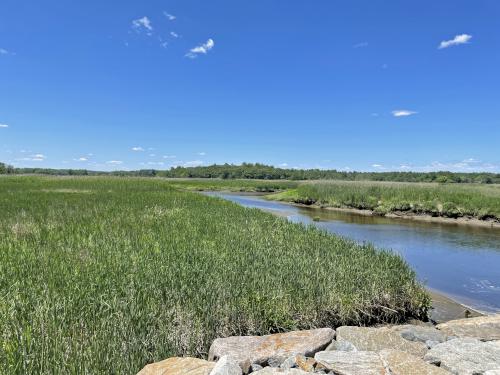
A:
[
  {"xmin": 0, "ymin": 176, "xmax": 428, "ymax": 374},
  {"xmin": 269, "ymin": 180, "xmax": 500, "ymax": 221}
]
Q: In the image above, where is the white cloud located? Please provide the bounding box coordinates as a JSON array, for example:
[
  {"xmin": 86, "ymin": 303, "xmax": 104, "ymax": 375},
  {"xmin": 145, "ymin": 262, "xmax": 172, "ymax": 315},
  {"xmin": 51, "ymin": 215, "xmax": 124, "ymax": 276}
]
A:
[
  {"xmin": 131, "ymin": 146, "xmax": 144, "ymax": 151},
  {"xmin": 147, "ymin": 161, "xmax": 164, "ymax": 166},
  {"xmin": 170, "ymin": 31, "xmax": 179, "ymax": 38},
  {"xmin": 132, "ymin": 17, "xmax": 153, "ymax": 34},
  {"xmin": 74, "ymin": 157, "xmax": 88, "ymax": 162},
  {"xmin": 197, "ymin": 152, "xmax": 206, "ymax": 156},
  {"xmin": 0, "ymin": 48, "xmax": 14, "ymax": 56},
  {"xmin": 279, "ymin": 163, "xmax": 288, "ymax": 167},
  {"xmin": 106, "ymin": 160, "xmax": 123, "ymax": 165},
  {"xmin": 163, "ymin": 155, "xmax": 176, "ymax": 159},
  {"xmin": 17, "ymin": 155, "xmax": 45, "ymax": 162},
  {"xmin": 163, "ymin": 12, "xmax": 176, "ymax": 21},
  {"xmin": 372, "ymin": 164, "xmax": 383, "ymax": 168},
  {"xmin": 439, "ymin": 34, "xmax": 472, "ymax": 49},
  {"xmin": 353, "ymin": 42, "xmax": 368, "ymax": 48},
  {"xmin": 186, "ymin": 39, "xmax": 214, "ymax": 58},
  {"xmin": 0, "ymin": 124, "xmax": 8, "ymax": 128},
  {"xmin": 392, "ymin": 110, "xmax": 417, "ymax": 117},
  {"xmin": 149, "ymin": 154, "xmax": 156, "ymax": 157}
]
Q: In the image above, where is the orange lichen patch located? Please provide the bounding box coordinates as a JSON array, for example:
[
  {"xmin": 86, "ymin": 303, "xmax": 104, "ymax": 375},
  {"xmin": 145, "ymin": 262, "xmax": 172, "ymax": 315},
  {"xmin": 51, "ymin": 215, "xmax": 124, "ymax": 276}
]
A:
[{"xmin": 136, "ymin": 357, "xmax": 215, "ymax": 375}]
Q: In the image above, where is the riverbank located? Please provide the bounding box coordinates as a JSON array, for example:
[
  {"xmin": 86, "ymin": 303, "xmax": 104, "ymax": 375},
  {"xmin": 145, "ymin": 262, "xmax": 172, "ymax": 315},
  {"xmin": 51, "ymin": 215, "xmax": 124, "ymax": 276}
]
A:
[
  {"xmin": 280, "ymin": 200, "xmax": 500, "ymax": 229},
  {"xmin": 204, "ymin": 192, "xmax": 495, "ymax": 319},
  {"xmin": 266, "ymin": 181, "xmax": 500, "ymax": 229}
]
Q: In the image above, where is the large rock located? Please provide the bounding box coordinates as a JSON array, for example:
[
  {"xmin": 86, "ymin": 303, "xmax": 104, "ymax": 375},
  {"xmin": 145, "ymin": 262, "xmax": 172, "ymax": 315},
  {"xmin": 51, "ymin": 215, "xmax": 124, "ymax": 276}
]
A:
[
  {"xmin": 315, "ymin": 349, "xmax": 449, "ymax": 375},
  {"xmin": 208, "ymin": 328, "xmax": 334, "ymax": 369},
  {"xmin": 424, "ymin": 338, "xmax": 500, "ymax": 374},
  {"xmin": 251, "ymin": 368, "xmax": 311, "ymax": 374},
  {"xmin": 379, "ymin": 349, "xmax": 450, "ymax": 375},
  {"xmin": 392, "ymin": 325, "xmax": 448, "ymax": 345},
  {"xmin": 210, "ymin": 356, "xmax": 242, "ymax": 375},
  {"xmin": 137, "ymin": 357, "xmax": 215, "ymax": 375},
  {"xmin": 436, "ymin": 314, "xmax": 500, "ymax": 341},
  {"xmin": 315, "ymin": 350, "xmax": 387, "ymax": 375},
  {"xmin": 335, "ymin": 326, "xmax": 428, "ymax": 357}
]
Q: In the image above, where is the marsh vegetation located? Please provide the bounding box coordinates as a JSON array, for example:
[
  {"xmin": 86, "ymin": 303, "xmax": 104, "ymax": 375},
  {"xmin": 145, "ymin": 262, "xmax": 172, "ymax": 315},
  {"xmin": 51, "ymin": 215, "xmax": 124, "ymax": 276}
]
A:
[{"xmin": 0, "ymin": 176, "xmax": 429, "ymax": 374}]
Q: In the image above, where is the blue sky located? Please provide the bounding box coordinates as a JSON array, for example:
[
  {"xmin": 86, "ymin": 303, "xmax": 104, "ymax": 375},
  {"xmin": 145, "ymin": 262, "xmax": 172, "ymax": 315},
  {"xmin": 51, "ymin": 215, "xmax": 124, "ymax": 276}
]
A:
[{"xmin": 1, "ymin": 0, "xmax": 499, "ymax": 172}]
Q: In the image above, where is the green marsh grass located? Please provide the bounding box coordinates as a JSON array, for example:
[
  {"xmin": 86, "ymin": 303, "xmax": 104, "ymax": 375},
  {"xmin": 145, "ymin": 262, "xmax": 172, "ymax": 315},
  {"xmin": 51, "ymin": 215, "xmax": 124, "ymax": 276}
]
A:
[
  {"xmin": 270, "ymin": 180, "xmax": 500, "ymax": 221},
  {"xmin": 0, "ymin": 176, "xmax": 428, "ymax": 374}
]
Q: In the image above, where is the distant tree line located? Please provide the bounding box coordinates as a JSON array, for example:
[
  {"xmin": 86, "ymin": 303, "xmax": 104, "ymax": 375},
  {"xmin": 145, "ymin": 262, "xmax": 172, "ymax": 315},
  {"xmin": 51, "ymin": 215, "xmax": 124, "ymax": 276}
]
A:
[{"xmin": 1, "ymin": 162, "xmax": 499, "ymax": 184}]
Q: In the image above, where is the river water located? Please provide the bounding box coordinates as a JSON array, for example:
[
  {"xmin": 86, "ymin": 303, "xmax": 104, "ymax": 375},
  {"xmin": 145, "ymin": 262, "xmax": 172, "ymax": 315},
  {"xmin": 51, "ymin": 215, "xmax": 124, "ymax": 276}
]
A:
[{"xmin": 205, "ymin": 192, "xmax": 500, "ymax": 314}]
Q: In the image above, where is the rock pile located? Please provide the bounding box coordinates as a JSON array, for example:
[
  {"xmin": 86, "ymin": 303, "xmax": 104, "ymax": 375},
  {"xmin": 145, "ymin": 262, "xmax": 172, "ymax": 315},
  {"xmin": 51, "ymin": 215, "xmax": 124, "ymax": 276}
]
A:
[{"xmin": 137, "ymin": 314, "xmax": 500, "ymax": 375}]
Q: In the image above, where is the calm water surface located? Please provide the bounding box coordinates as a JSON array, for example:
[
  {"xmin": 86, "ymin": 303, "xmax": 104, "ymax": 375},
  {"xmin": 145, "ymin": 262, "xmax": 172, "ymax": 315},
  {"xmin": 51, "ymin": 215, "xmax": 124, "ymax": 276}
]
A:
[{"xmin": 205, "ymin": 192, "xmax": 500, "ymax": 313}]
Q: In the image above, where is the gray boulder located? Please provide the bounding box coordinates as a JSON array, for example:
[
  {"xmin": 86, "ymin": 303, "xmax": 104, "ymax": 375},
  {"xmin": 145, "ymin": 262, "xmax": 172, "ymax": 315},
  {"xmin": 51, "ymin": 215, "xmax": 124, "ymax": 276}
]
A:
[
  {"xmin": 208, "ymin": 328, "xmax": 335, "ymax": 370},
  {"xmin": 315, "ymin": 350, "xmax": 387, "ymax": 375},
  {"xmin": 379, "ymin": 349, "xmax": 450, "ymax": 375},
  {"xmin": 424, "ymin": 337, "xmax": 500, "ymax": 374},
  {"xmin": 394, "ymin": 324, "xmax": 448, "ymax": 344},
  {"xmin": 335, "ymin": 326, "xmax": 428, "ymax": 357},
  {"xmin": 436, "ymin": 314, "xmax": 500, "ymax": 341},
  {"xmin": 251, "ymin": 368, "xmax": 311, "ymax": 374}
]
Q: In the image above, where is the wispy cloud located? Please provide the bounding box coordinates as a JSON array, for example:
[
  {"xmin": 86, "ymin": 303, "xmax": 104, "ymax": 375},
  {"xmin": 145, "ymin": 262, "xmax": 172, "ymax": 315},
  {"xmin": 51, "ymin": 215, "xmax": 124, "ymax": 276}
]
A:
[
  {"xmin": 392, "ymin": 110, "xmax": 417, "ymax": 117},
  {"xmin": 163, "ymin": 12, "xmax": 176, "ymax": 21},
  {"xmin": 0, "ymin": 48, "xmax": 14, "ymax": 56},
  {"xmin": 16, "ymin": 153, "xmax": 46, "ymax": 162},
  {"xmin": 170, "ymin": 31, "xmax": 179, "ymax": 38},
  {"xmin": 197, "ymin": 152, "xmax": 206, "ymax": 156},
  {"xmin": 106, "ymin": 160, "xmax": 123, "ymax": 165},
  {"xmin": 186, "ymin": 39, "xmax": 214, "ymax": 58},
  {"xmin": 353, "ymin": 42, "xmax": 368, "ymax": 48},
  {"xmin": 0, "ymin": 124, "xmax": 8, "ymax": 128},
  {"xmin": 396, "ymin": 158, "xmax": 499, "ymax": 173},
  {"xmin": 74, "ymin": 157, "xmax": 88, "ymax": 162},
  {"xmin": 438, "ymin": 34, "xmax": 472, "ymax": 49},
  {"xmin": 132, "ymin": 17, "xmax": 153, "ymax": 35},
  {"xmin": 131, "ymin": 146, "xmax": 144, "ymax": 152},
  {"xmin": 163, "ymin": 155, "xmax": 176, "ymax": 159}
]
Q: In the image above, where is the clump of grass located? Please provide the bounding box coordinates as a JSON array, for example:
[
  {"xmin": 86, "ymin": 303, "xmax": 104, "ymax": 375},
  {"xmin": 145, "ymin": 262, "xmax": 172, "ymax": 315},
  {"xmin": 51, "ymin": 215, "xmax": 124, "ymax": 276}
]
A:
[
  {"xmin": 0, "ymin": 176, "xmax": 429, "ymax": 374},
  {"xmin": 270, "ymin": 181, "xmax": 500, "ymax": 221}
]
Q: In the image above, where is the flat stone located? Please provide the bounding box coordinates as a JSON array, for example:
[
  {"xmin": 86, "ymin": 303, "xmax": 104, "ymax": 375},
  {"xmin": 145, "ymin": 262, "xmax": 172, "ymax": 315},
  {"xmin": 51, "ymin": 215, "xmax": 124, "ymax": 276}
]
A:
[
  {"xmin": 436, "ymin": 314, "xmax": 500, "ymax": 341},
  {"xmin": 315, "ymin": 350, "xmax": 387, "ymax": 375},
  {"xmin": 336, "ymin": 326, "xmax": 428, "ymax": 357},
  {"xmin": 251, "ymin": 368, "xmax": 311, "ymax": 374},
  {"xmin": 379, "ymin": 349, "xmax": 449, "ymax": 375},
  {"xmin": 137, "ymin": 357, "xmax": 215, "ymax": 375},
  {"xmin": 210, "ymin": 356, "xmax": 242, "ymax": 375},
  {"xmin": 393, "ymin": 324, "xmax": 448, "ymax": 344},
  {"xmin": 424, "ymin": 338, "xmax": 500, "ymax": 374},
  {"xmin": 208, "ymin": 328, "xmax": 334, "ymax": 369}
]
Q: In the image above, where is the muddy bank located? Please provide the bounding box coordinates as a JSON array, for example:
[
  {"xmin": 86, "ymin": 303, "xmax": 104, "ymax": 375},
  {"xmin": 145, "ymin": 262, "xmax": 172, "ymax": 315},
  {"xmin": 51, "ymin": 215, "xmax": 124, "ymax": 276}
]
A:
[
  {"xmin": 428, "ymin": 290, "xmax": 483, "ymax": 323},
  {"xmin": 279, "ymin": 201, "xmax": 500, "ymax": 229}
]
